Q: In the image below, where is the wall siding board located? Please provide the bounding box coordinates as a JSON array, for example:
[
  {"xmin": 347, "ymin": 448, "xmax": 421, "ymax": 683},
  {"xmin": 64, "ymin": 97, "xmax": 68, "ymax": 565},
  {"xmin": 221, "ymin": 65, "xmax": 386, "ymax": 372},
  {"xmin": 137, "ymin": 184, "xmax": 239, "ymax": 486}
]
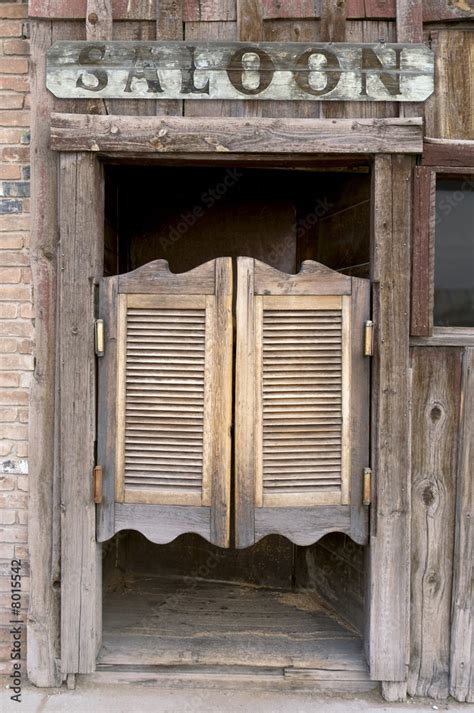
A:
[
  {"xmin": 408, "ymin": 347, "xmax": 462, "ymax": 699},
  {"xmin": 450, "ymin": 348, "xmax": 474, "ymax": 703}
]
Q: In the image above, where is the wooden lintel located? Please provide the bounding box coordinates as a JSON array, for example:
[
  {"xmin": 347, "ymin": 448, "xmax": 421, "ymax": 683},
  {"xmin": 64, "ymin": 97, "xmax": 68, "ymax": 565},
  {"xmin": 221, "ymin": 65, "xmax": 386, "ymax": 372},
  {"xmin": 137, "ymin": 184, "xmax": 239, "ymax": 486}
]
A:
[
  {"xmin": 422, "ymin": 140, "xmax": 474, "ymax": 167},
  {"xmin": 50, "ymin": 114, "xmax": 423, "ymax": 155}
]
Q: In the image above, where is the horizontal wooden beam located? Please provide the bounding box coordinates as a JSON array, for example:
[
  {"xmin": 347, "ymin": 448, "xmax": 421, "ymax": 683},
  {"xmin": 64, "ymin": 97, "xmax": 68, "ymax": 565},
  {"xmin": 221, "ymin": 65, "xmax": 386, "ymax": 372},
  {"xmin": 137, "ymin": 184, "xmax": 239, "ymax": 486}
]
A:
[
  {"xmin": 422, "ymin": 139, "xmax": 474, "ymax": 167},
  {"xmin": 50, "ymin": 114, "xmax": 423, "ymax": 154}
]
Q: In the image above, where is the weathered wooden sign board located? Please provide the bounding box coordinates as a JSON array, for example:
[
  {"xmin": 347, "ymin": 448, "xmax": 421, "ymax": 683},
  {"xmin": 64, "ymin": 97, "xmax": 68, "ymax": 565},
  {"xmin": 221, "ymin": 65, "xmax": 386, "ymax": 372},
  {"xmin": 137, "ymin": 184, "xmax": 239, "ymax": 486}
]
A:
[{"xmin": 46, "ymin": 41, "xmax": 434, "ymax": 102}]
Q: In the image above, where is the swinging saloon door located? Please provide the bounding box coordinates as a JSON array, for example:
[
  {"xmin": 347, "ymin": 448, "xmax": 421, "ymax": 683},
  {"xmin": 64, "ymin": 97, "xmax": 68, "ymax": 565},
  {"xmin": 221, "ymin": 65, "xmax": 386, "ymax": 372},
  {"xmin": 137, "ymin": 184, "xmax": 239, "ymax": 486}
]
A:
[
  {"xmin": 97, "ymin": 257, "xmax": 370, "ymax": 549},
  {"xmin": 235, "ymin": 258, "xmax": 371, "ymax": 548}
]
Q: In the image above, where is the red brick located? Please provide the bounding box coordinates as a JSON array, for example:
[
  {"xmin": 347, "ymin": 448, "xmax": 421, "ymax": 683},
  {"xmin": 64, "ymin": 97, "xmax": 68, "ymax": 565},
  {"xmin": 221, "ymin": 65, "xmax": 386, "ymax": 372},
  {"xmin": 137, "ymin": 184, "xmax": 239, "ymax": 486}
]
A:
[
  {"xmin": 17, "ymin": 339, "xmax": 32, "ymax": 354},
  {"xmin": 0, "ymin": 406, "xmax": 17, "ymax": 420},
  {"xmin": 0, "ymin": 423, "xmax": 27, "ymax": 440},
  {"xmin": 0, "ymin": 267, "xmax": 21, "ymax": 283},
  {"xmin": 0, "ymin": 21, "xmax": 23, "ymax": 38},
  {"xmin": 0, "ymin": 252, "xmax": 28, "ymax": 267},
  {"xmin": 0, "ymin": 542, "xmax": 14, "ymax": 558},
  {"xmin": 0, "ymin": 491, "xmax": 26, "ymax": 508},
  {"xmin": 0, "ymin": 233, "xmax": 25, "ymax": 249},
  {"xmin": 0, "ymin": 303, "xmax": 17, "ymax": 319},
  {"xmin": 0, "ymin": 163, "xmax": 20, "ymax": 179},
  {"xmin": 3, "ymin": 39, "xmax": 29, "ymax": 55},
  {"xmin": 0, "ymin": 58, "xmax": 28, "ymax": 74},
  {"xmin": 0, "ymin": 389, "xmax": 29, "ymax": 405},
  {"xmin": 0, "ymin": 75, "xmax": 29, "ymax": 92},
  {"xmin": 14, "ymin": 442, "xmax": 27, "ymax": 458},
  {"xmin": 0, "ymin": 94, "xmax": 24, "ymax": 110},
  {"xmin": 0, "ymin": 215, "xmax": 30, "ymax": 231},
  {"xmin": 0, "ymin": 285, "xmax": 30, "ymax": 301},
  {"xmin": 0, "ymin": 127, "xmax": 22, "ymax": 144},
  {"xmin": 0, "ymin": 441, "xmax": 12, "ymax": 457},
  {"xmin": 0, "ymin": 353, "xmax": 33, "ymax": 370},
  {"xmin": 0, "ymin": 338, "xmax": 17, "ymax": 353},
  {"xmin": 0, "ymin": 525, "xmax": 27, "ymax": 543},
  {"xmin": 0, "ymin": 372, "xmax": 19, "ymax": 387},
  {"xmin": 1, "ymin": 145, "xmax": 29, "ymax": 162},
  {"xmin": 17, "ymin": 406, "xmax": 28, "ymax": 423},
  {"xmin": 0, "ymin": 321, "xmax": 33, "ymax": 337},
  {"xmin": 0, "ymin": 473, "xmax": 15, "ymax": 490},
  {"xmin": 0, "ymin": 5, "xmax": 28, "ymax": 20},
  {"xmin": 0, "ymin": 111, "xmax": 30, "ymax": 127},
  {"xmin": 18, "ymin": 303, "xmax": 31, "ymax": 319},
  {"xmin": 0, "ymin": 509, "xmax": 15, "ymax": 525}
]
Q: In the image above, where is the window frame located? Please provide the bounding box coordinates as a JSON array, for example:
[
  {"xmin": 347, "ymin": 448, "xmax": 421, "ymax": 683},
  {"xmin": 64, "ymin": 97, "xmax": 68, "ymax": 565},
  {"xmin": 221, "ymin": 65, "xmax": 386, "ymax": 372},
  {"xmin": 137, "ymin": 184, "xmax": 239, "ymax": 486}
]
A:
[{"xmin": 411, "ymin": 141, "xmax": 474, "ymax": 343}]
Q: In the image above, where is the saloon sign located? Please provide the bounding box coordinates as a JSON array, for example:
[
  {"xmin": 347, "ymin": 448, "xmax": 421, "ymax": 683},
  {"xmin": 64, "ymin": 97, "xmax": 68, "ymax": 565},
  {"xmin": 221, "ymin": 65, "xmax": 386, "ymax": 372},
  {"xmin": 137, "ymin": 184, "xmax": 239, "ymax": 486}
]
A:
[{"xmin": 46, "ymin": 41, "xmax": 434, "ymax": 102}]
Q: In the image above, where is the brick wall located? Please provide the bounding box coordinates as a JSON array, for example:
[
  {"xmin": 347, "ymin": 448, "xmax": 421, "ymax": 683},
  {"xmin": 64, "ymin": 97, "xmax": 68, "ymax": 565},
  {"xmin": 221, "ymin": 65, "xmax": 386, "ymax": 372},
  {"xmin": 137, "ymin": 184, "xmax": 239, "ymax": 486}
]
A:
[{"xmin": 0, "ymin": 0, "xmax": 31, "ymax": 675}]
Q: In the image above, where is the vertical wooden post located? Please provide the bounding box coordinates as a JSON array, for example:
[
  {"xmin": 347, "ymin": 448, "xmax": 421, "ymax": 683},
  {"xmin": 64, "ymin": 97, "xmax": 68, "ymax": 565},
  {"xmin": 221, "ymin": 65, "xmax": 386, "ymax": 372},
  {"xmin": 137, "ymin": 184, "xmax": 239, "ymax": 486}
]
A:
[
  {"xmin": 156, "ymin": 0, "xmax": 184, "ymax": 116},
  {"xmin": 369, "ymin": 155, "xmax": 413, "ymax": 700},
  {"xmin": 59, "ymin": 153, "xmax": 104, "ymax": 674},
  {"xmin": 320, "ymin": 0, "xmax": 346, "ymax": 120},
  {"xmin": 450, "ymin": 348, "xmax": 474, "ymax": 703},
  {"xmin": 396, "ymin": 0, "xmax": 424, "ymax": 118},
  {"xmin": 27, "ymin": 19, "xmax": 62, "ymax": 688}
]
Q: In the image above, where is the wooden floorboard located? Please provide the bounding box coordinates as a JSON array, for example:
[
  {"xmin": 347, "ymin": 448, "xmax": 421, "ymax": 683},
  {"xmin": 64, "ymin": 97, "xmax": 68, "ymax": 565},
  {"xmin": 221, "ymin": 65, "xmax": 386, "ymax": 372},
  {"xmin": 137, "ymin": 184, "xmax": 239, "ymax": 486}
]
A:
[{"xmin": 99, "ymin": 576, "xmax": 367, "ymax": 672}]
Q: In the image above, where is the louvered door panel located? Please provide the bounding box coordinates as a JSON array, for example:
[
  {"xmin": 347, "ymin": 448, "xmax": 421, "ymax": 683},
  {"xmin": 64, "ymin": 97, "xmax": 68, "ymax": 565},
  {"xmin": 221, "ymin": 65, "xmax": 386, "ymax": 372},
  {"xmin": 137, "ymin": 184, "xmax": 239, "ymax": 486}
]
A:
[
  {"xmin": 236, "ymin": 258, "xmax": 370, "ymax": 549},
  {"xmin": 97, "ymin": 259, "xmax": 232, "ymax": 547},
  {"xmin": 258, "ymin": 296, "xmax": 349, "ymax": 506},
  {"xmin": 118, "ymin": 295, "xmax": 209, "ymax": 505}
]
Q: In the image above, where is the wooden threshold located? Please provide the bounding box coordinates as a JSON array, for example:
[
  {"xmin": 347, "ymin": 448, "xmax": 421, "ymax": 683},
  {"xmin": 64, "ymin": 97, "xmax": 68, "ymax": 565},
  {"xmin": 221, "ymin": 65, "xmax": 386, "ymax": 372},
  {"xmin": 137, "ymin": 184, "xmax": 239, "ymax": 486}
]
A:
[
  {"xmin": 50, "ymin": 113, "xmax": 423, "ymax": 155},
  {"xmin": 98, "ymin": 575, "xmax": 372, "ymax": 692}
]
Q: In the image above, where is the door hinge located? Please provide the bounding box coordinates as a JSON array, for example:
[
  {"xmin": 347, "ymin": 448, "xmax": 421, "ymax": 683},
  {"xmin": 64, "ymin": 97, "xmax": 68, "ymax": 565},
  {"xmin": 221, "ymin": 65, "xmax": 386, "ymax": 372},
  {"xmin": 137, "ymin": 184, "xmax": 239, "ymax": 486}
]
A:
[
  {"xmin": 95, "ymin": 319, "xmax": 105, "ymax": 357},
  {"xmin": 363, "ymin": 467, "xmax": 372, "ymax": 506},
  {"xmin": 93, "ymin": 465, "xmax": 103, "ymax": 504},
  {"xmin": 364, "ymin": 320, "xmax": 374, "ymax": 357}
]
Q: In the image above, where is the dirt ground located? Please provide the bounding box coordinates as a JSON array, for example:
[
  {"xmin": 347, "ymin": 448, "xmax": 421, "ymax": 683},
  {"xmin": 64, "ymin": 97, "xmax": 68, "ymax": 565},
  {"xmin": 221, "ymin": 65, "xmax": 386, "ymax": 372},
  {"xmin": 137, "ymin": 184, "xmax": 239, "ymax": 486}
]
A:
[{"xmin": 1, "ymin": 677, "xmax": 472, "ymax": 713}]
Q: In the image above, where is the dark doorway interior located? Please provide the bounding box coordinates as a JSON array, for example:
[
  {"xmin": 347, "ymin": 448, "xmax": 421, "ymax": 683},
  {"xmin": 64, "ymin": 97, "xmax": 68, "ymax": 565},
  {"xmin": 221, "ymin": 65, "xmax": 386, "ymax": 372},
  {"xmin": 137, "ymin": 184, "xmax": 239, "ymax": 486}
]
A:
[{"xmin": 99, "ymin": 163, "xmax": 373, "ymax": 687}]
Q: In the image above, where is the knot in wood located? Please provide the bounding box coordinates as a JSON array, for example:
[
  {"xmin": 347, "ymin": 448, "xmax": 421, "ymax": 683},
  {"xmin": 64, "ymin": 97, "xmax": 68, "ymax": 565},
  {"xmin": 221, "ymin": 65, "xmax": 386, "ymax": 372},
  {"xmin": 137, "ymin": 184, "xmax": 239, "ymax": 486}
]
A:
[{"xmin": 88, "ymin": 13, "xmax": 98, "ymax": 25}]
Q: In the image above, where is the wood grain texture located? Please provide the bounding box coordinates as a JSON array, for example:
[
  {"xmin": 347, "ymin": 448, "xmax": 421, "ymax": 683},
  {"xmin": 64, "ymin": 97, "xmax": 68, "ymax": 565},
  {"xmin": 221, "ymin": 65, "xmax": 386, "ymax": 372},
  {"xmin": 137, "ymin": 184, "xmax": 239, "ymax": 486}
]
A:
[
  {"xmin": 450, "ymin": 348, "xmax": 474, "ymax": 703},
  {"xmin": 235, "ymin": 257, "xmax": 256, "ymax": 548},
  {"xmin": 118, "ymin": 258, "xmax": 216, "ymax": 294},
  {"xmin": 50, "ymin": 113, "xmax": 424, "ymax": 153},
  {"xmin": 411, "ymin": 166, "xmax": 435, "ymax": 337},
  {"xmin": 423, "ymin": 0, "xmax": 474, "ymax": 22},
  {"xmin": 369, "ymin": 155, "xmax": 412, "ymax": 683},
  {"xmin": 183, "ymin": 0, "xmax": 237, "ymax": 21},
  {"xmin": 27, "ymin": 19, "xmax": 62, "ymax": 689},
  {"xmin": 115, "ymin": 503, "xmax": 211, "ymax": 542},
  {"xmin": 86, "ymin": 0, "xmax": 112, "ymax": 41},
  {"xmin": 255, "ymin": 506, "xmax": 358, "ymax": 545},
  {"xmin": 422, "ymin": 140, "xmax": 474, "ymax": 168},
  {"xmin": 430, "ymin": 31, "xmax": 474, "ymax": 140},
  {"xmin": 29, "ymin": 0, "xmax": 159, "ymax": 19},
  {"xmin": 408, "ymin": 348, "xmax": 462, "ymax": 699},
  {"xmin": 96, "ymin": 277, "xmax": 118, "ymax": 541},
  {"xmin": 156, "ymin": 0, "xmax": 184, "ymax": 116},
  {"xmin": 396, "ymin": 0, "xmax": 424, "ymax": 119},
  {"xmin": 238, "ymin": 0, "xmax": 263, "ymax": 41},
  {"xmin": 320, "ymin": 0, "xmax": 346, "ymax": 119},
  {"xmin": 59, "ymin": 153, "xmax": 104, "ymax": 675}
]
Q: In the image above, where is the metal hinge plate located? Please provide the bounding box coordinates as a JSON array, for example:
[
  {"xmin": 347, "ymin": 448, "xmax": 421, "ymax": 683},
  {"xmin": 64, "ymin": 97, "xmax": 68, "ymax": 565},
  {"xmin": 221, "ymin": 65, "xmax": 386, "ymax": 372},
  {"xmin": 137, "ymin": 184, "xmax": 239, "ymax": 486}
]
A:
[
  {"xmin": 93, "ymin": 465, "xmax": 103, "ymax": 504},
  {"xmin": 363, "ymin": 467, "xmax": 372, "ymax": 506},
  {"xmin": 95, "ymin": 319, "xmax": 105, "ymax": 357},
  {"xmin": 364, "ymin": 320, "xmax": 374, "ymax": 357}
]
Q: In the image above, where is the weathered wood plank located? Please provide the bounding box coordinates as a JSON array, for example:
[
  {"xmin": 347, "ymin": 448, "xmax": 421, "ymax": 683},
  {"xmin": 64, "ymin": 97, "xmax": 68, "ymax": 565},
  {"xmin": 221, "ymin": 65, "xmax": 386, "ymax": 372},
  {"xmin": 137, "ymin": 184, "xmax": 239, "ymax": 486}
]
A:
[
  {"xmin": 118, "ymin": 258, "xmax": 216, "ymax": 294},
  {"xmin": 27, "ymin": 18, "xmax": 62, "ymax": 689},
  {"xmin": 156, "ymin": 0, "xmax": 184, "ymax": 116},
  {"xmin": 320, "ymin": 0, "xmax": 346, "ymax": 119},
  {"xmin": 50, "ymin": 113, "xmax": 424, "ymax": 153},
  {"xmin": 430, "ymin": 31, "xmax": 474, "ymax": 139},
  {"xmin": 115, "ymin": 503, "xmax": 211, "ymax": 543},
  {"xmin": 423, "ymin": 0, "xmax": 474, "ymax": 22},
  {"xmin": 262, "ymin": 0, "xmax": 320, "ymax": 19},
  {"xmin": 255, "ymin": 507, "xmax": 354, "ymax": 545},
  {"xmin": 411, "ymin": 329, "xmax": 474, "ymax": 348},
  {"xmin": 235, "ymin": 257, "xmax": 256, "ymax": 548},
  {"xmin": 369, "ymin": 155, "xmax": 412, "ymax": 685},
  {"xmin": 422, "ymin": 139, "xmax": 474, "ymax": 167},
  {"xmin": 238, "ymin": 0, "xmax": 263, "ymax": 42},
  {"xmin": 410, "ymin": 166, "xmax": 435, "ymax": 337},
  {"xmin": 450, "ymin": 348, "xmax": 474, "ymax": 703},
  {"xmin": 408, "ymin": 347, "xmax": 462, "ymax": 699},
  {"xmin": 86, "ymin": 0, "xmax": 112, "ymax": 41},
  {"xmin": 29, "ymin": 0, "xmax": 159, "ymax": 19},
  {"xmin": 45, "ymin": 41, "xmax": 435, "ymax": 102},
  {"xmin": 59, "ymin": 153, "xmax": 103, "ymax": 674},
  {"xmin": 396, "ymin": 0, "xmax": 424, "ymax": 118},
  {"xmin": 183, "ymin": 0, "xmax": 237, "ymax": 22},
  {"xmin": 261, "ymin": 19, "xmax": 321, "ymax": 119}
]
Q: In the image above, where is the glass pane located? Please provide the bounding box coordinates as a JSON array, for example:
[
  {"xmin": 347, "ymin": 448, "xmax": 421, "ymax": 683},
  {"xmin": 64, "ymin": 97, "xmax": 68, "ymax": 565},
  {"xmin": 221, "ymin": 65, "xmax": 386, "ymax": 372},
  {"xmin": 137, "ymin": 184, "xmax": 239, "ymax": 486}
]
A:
[{"xmin": 434, "ymin": 176, "xmax": 474, "ymax": 327}]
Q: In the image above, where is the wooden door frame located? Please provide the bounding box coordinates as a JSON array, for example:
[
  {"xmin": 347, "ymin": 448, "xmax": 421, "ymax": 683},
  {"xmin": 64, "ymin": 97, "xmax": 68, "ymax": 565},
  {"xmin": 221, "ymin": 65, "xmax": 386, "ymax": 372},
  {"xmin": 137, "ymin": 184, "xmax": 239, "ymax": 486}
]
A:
[{"xmin": 28, "ymin": 113, "xmax": 417, "ymax": 691}]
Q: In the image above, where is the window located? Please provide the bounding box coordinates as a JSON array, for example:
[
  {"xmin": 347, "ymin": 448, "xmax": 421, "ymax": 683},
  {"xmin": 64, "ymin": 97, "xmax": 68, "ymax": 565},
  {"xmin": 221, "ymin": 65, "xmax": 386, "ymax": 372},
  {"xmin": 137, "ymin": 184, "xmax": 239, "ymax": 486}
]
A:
[{"xmin": 434, "ymin": 175, "xmax": 474, "ymax": 327}]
